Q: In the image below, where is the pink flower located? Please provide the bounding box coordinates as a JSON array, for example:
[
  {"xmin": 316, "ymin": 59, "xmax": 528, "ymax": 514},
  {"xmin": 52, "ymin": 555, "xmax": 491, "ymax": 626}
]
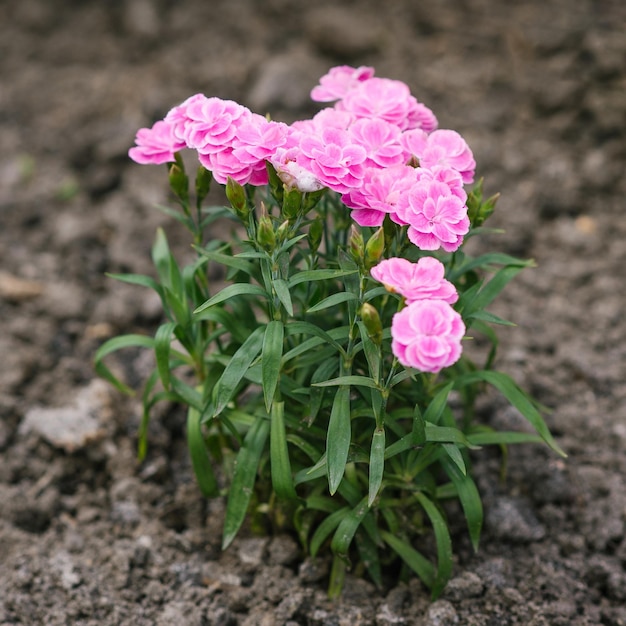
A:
[
  {"xmin": 393, "ymin": 179, "xmax": 470, "ymax": 252},
  {"xmin": 270, "ymin": 147, "xmax": 325, "ymax": 192},
  {"xmin": 199, "ymin": 148, "xmax": 259, "ymax": 186},
  {"xmin": 168, "ymin": 95, "xmax": 251, "ymax": 154},
  {"xmin": 348, "ymin": 118, "xmax": 405, "ymax": 169},
  {"xmin": 342, "ymin": 165, "xmax": 417, "ymax": 227},
  {"xmin": 370, "ymin": 257, "xmax": 458, "ymax": 304},
  {"xmin": 406, "ymin": 98, "xmax": 438, "ymax": 132},
  {"xmin": 391, "ymin": 299, "xmax": 465, "ymax": 373},
  {"xmin": 297, "ymin": 127, "xmax": 367, "ymax": 194},
  {"xmin": 338, "ymin": 77, "xmax": 414, "ymax": 130},
  {"xmin": 128, "ymin": 120, "xmax": 186, "ymax": 165},
  {"xmin": 310, "ymin": 65, "xmax": 375, "ymax": 102},
  {"xmin": 415, "ymin": 166, "xmax": 467, "ymax": 203},
  {"xmin": 402, "ymin": 129, "xmax": 476, "ymax": 184}
]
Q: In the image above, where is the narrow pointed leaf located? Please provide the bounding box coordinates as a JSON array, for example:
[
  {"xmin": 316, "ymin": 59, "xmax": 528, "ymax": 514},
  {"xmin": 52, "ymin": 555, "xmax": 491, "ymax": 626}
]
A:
[
  {"xmin": 288, "ymin": 268, "xmax": 358, "ymax": 288},
  {"xmin": 310, "ymin": 506, "xmax": 350, "ymax": 557},
  {"xmin": 270, "ymin": 401, "xmax": 298, "ymax": 500},
  {"xmin": 262, "ymin": 321, "xmax": 284, "ymax": 412},
  {"xmin": 327, "ymin": 386, "xmax": 351, "ymax": 495},
  {"xmin": 455, "ymin": 370, "xmax": 566, "ymax": 456},
  {"xmin": 213, "ymin": 327, "xmax": 264, "ymax": 416},
  {"xmin": 314, "ymin": 375, "xmax": 380, "ymax": 390},
  {"xmin": 423, "ymin": 382, "xmax": 454, "ymax": 425},
  {"xmin": 416, "ymin": 492, "xmax": 453, "ymax": 599},
  {"xmin": 194, "ymin": 283, "xmax": 268, "ymax": 315},
  {"xmin": 381, "ymin": 530, "xmax": 435, "ymax": 589},
  {"xmin": 331, "ymin": 496, "xmax": 370, "ymax": 565},
  {"xmin": 222, "ymin": 417, "xmax": 269, "ymax": 549},
  {"xmin": 272, "ymin": 279, "xmax": 294, "ymax": 316},
  {"xmin": 187, "ymin": 406, "xmax": 218, "ymax": 497},
  {"xmin": 442, "ymin": 443, "xmax": 466, "ymax": 475},
  {"xmin": 307, "ymin": 291, "xmax": 358, "ymax": 313},
  {"xmin": 441, "ymin": 457, "xmax": 483, "ymax": 552},
  {"xmin": 368, "ymin": 427, "xmax": 385, "ymax": 506},
  {"xmin": 154, "ymin": 322, "xmax": 177, "ymax": 391}
]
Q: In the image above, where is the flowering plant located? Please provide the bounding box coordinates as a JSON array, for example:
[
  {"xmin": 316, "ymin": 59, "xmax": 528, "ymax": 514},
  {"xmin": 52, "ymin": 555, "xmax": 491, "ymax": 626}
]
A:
[{"xmin": 96, "ymin": 66, "xmax": 564, "ymax": 598}]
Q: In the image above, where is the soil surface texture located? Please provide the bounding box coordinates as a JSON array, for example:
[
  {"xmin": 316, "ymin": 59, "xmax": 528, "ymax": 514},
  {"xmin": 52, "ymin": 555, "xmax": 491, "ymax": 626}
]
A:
[{"xmin": 1, "ymin": 1, "xmax": 625, "ymax": 624}]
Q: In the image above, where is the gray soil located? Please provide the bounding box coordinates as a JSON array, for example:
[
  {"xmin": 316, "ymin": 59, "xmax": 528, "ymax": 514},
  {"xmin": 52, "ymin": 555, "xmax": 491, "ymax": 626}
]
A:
[{"xmin": 1, "ymin": 1, "xmax": 625, "ymax": 624}]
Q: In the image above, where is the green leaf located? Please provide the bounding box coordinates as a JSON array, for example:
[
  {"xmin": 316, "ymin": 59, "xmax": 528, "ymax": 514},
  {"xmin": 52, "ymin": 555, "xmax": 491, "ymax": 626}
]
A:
[
  {"xmin": 288, "ymin": 268, "xmax": 358, "ymax": 288},
  {"xmin": 187, "ymin": 406, "xmax": 218, "ymax": 497},
  {"xmin": 307, "ymin": 291, "xmax": 358, "ymax": 313},
  {"xmin": 213, "ymin": 327, "xmax": 265, "ymax": 416},
  {"xmin": 380, "ymin": 530, "xmax": 435, "ymax": 589},
  {"xmin": 310, "ymin": 506, "xmax": 350, "ymax": 557},
  {"xmin": 355, "ymin": 531, "xmax": 383, "ymax": 590},
  {"xmin": 272, "ymin": 279, "xmax": 294, "ymax": 317},
  {"xmin": 284, "ymin": 321, "xmax": 347, "ymax": 357},
  {"xmin": 327, "ymin": 386, "xmax": 351, "ymax": 495},
  {"xmin": 194, "ymin": 283, "xmax": 268, "ymax": 316},
  {"xmin": 105, "ymin": 272, "xmax": 161, "ymax": 293},
  {"xmin": 222, "ymin": 417, "xmax": 269, "ymax": 549},
  {"xmin": 425, "ymin": 424, "xmax": 479, "ymax": 449},
  {"xmin": 331, "ymin": 496, "xmax": 370, "ymax": 565},
  {"xmin": 467, "ymin": 310, "xmax": 516, "ymax": 326},
  {"xmin": 416, "ymin": 492, "xmax": 453, "ymax": 599},
  {"xmin": 191, "ymin": 306, "xmax": 249, "ymax": 344},
  {"xmin": 358, "ymin": 321, "xmax": 381, "ymax": 383},
  {"xmin": 442, "ymin": 443, "xmax": 466, "ymax": 475},
  {"xmin": 154, "ymin": 322, "xmax": 177, "ymax": 391},
  {"xmin": 262, "ymin": 321, "xmax": 284, "ymax": 412},
  {"xmin": 448, "ymin": 253, "xmax": 533, "ymax": 281},
  {"xmin": 441, "ymin": 457, "xmax": 483, "ymax": 552},
  {"xmin": 94, "ymin": 334, "xmax": 156, "ymax": 395},
  {"xmin": 423, "ymin": 382, "xmax": 454, "ymax": 425},
  {"xmin": 368, "ymin": 427, "xmax": 385, "ymax": 507},
  {"xmin": 455, "ymin": 370, "xmax": 566, "ymax": 456},
  {"xmin": 467, "ymin": 430, "xmax": 544, "ymax": 446},
  {"xmin": 464, "ymin": 265, "xmax": 528, "ymax": 316},
  {"xmin": 270, "ymin": 401, "xmax": 298, "ymax": 500},
  {"xmin": 314, "ymin": 376, "xmax": 380, "ymax": 390},
  {"xmin": 170, "ymin": 376, "xmax": 204, "ymax": 411},
  {"xmin": 194, "ymin": 248, "xmax": 260, "ymax": 280}
]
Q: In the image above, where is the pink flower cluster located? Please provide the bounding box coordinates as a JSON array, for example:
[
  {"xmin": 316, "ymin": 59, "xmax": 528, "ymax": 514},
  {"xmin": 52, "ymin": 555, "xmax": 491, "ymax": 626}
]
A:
[
  {"xmin": 371, "ymin": 257, "xmax": 464, "ymax": 373},
  {"xmin": 129, "ymin": 65, "xmax": 475, "ymax": 253}
]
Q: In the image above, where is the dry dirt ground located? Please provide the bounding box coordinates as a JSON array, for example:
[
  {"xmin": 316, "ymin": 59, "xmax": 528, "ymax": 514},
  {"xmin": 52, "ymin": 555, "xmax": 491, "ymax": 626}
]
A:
[{"xmin": 1, "ymin": 1, "xmax": 625, "ymax": 624}]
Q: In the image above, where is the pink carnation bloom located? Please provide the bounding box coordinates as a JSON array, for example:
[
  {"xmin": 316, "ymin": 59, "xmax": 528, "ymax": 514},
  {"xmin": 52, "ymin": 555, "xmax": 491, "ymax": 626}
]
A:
[
  {"xmin": 402, "ymin": 129, "xmax": 476, "ymax": 184},
  {"xmin": 199, "ymin": 148, "xmax": 261, "ymax": 186},
  {"xmin": 128, "ymin": 120, "xmax": 186, "ymax": 165},
  {"xmin": 415, "ymin": 166, "xmax": 467, "ymax": 203},
  {"xmin": 370, "ymin": 257, "xmax": 458, "ymax": 304},
  {"xmin": 339, "ymin": 77, "xmax": 414, "ymax": 130},
  {"xmin": 297, "ymin": 126, "xmax": 367, "ymax": 194},
  {"xmin": 406, "ymin": 98, "xmax": 439, "ymax": 132},
  {"xmin": 393, "ymin": 179, "xmax": 470, "ymax": 252},
  {"xmin": 270, "ymin": 147, "xmax": 325, "ymax": 193},
  {"xmin": 342, "ymin": 164, "xmax": 417, "ymax": 227},
  {"xmin": 348, "ymin": 118, "xmax": 405, "ymax": 169},
  {"xmin": 310, "ymin": 65, "xmax": 375, "ymax": 102},
  {"xmin": 391, "ymin": 299, "xmax": 465, "ymax": 373},
  {"xmin": 168, "ymin": 95, "xmax": 251, "ymax": 154}
]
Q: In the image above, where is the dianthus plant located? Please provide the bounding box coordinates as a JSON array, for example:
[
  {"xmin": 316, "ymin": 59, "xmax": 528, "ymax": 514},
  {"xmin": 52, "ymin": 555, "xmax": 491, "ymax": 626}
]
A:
[{"xmin": 96, "ymin": 66, "xmax": 564, "ymax": 598}]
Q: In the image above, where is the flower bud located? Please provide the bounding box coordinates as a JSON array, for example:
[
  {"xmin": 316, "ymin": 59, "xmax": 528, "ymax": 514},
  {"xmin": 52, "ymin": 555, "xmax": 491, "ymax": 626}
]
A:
[
  {"xmin": 282, "ymin": 188, "xmax": 302, "ymax": 220},
  {"xmin": 360, "ymin": 303, "xmax": 383, "ymax": 345},
  {"xmin": 277, "ymin": 219, "xmax": 291, "ymax": 243},
  {"xmin": 349, "ymin": 225, "xmax": 364, "ymax": 265},
  {"xmin": 364, "ymin": 227, "xmax": 385, "ymax": 269},
  {"xmin": 308, "ymin": 218, "xmax": 323, "ymax": 253},
  {"xmin": 168, "ymin": 162, "xmax": 189, "ymax": 204},
  {"xmin": 195, "ymin": 165, "xmax": 212, "ymax": 207},
  {"xmin": 303, "ymin": 188, "xmax": 326, "ymax": 211},
  {"xmin": 266, "ymin": 161, "xmax": 284, "ymax": 205},
  {"xmin": 257, "ymin": 214, "xmax": 276, "ymax": 252},
  {"xmin": 225, "ymin": 177, "xmax": 249, "ymax": 221}
]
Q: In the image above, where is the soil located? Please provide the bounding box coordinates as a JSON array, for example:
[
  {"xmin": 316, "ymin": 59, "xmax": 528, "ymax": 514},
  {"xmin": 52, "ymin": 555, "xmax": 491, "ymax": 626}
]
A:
[{"xmin": 1, "ymin": 0, "xmax": 625, "ymax": 624}]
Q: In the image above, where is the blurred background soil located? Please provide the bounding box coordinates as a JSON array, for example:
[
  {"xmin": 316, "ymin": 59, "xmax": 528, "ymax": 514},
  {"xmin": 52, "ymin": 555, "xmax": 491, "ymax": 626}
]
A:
[{"xmin": 0, "ymin": 1, "xmax": 625, "ymax": 624}]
